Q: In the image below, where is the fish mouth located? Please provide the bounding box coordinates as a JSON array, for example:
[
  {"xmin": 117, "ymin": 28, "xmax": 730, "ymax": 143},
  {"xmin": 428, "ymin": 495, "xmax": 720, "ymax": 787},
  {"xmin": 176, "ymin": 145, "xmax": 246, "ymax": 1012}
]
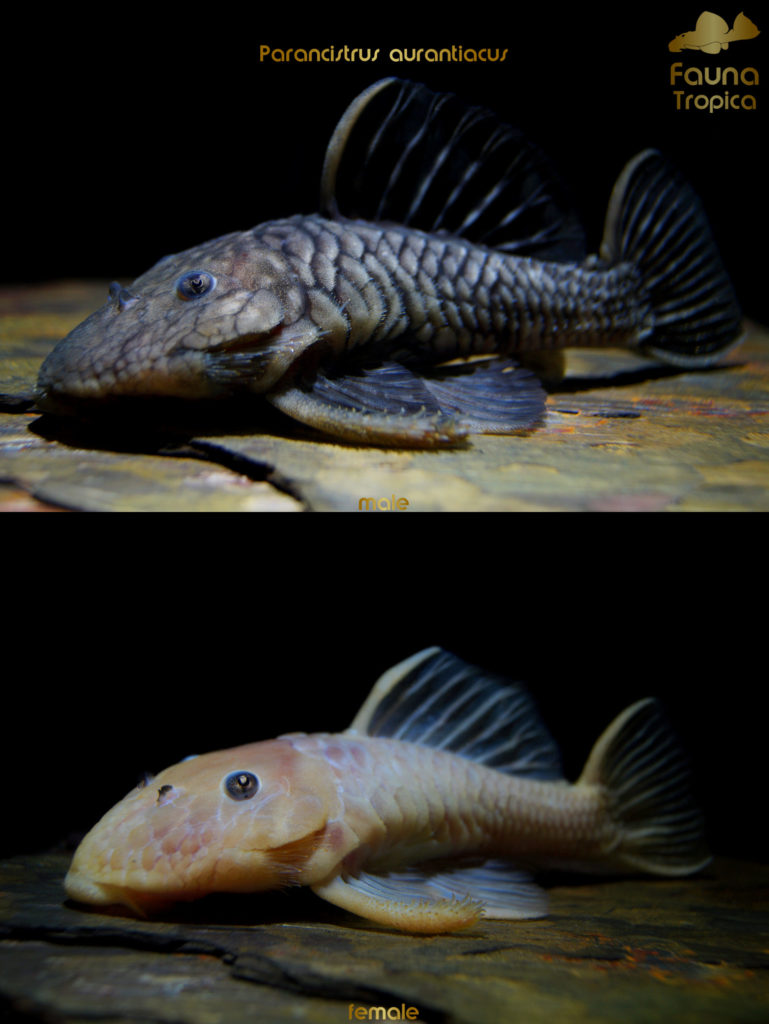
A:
[
  {"xmin": 64, "ymin": 869, "xmax": 177, "ymax": 917},
  {"xmin": 36, "ymin": 329, "xmax": 318, "ymax": 417}
]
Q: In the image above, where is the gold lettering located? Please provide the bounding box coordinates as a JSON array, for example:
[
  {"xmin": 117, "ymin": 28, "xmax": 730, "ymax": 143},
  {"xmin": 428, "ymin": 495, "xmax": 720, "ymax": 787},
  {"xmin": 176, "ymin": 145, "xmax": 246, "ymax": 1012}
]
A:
[
  {"xmin": 357, "ymin": 496, "xmax": 409, "ymax": 510},
  {"xmin": 742, "ymin": 67, "xmax": 759, "ymax": 85},
  {"xmin": 684, "ymin": 66, "xmax": 703, "ymax": 86},
  {"xmin": 346, "ymin": 1007, "xmax": 419, "ymax": 1021}
]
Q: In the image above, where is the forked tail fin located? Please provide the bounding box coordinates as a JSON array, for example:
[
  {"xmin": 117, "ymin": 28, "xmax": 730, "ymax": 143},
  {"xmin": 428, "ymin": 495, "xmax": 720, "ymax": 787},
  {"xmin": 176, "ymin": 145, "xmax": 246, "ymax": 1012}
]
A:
[
  {"xmin": 579, "ymin": 698, "xmax": 711, "ymax": 876},
  {"xmin": 601, "ymin": 150, "xmax": 743, "ymax": 367}
]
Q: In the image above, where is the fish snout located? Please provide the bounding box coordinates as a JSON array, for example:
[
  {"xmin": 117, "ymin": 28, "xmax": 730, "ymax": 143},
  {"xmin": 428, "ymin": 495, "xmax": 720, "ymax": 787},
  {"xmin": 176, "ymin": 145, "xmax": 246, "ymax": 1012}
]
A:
[
  {"xmin": 36, "ymin": 311, "xmax": 115, "ymax": 408},
  {"xmin": 64, "ymin": 864, "xmax": 175, "ymax": 916},
  {"xmin": 36, "ymin": 303, "xmax": 225, "ymax": 410}
]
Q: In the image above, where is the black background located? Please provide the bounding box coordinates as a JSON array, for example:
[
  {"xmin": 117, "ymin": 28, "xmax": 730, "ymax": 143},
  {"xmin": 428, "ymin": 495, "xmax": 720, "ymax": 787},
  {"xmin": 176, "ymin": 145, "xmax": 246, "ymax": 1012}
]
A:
[
  {"xmin": 2, "ymin": 6, "xmax": 766, "ymax": 868},
  {"xmin": 3, "ymin": 550, "xmax": 765, "ymax": 867},
  {"xmin": 4, "ymin": 4, "xmax": 766, "ymax": 323}
]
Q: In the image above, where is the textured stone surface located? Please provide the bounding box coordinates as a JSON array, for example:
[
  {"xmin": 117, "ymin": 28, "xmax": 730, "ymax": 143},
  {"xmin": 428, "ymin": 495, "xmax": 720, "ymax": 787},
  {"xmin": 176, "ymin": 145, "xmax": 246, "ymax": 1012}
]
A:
[
  {"xmin": 1, "ymin": 853, "xmax": 767, "ymax": 1023},
  {"xmin": 2, "ymin": 281, "xmax": 768, "ymax": 511}
]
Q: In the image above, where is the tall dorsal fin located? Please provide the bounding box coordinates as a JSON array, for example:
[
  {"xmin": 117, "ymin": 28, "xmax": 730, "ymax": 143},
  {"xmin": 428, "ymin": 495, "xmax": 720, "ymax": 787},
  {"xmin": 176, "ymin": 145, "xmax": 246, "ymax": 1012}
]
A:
[
  {"xmin": 347, "ymin": 648, "xmax": 563, "ymax": 780},
  {"xmin": 320, "ymin": 78, "xmax": 586, "ymax": 262}
]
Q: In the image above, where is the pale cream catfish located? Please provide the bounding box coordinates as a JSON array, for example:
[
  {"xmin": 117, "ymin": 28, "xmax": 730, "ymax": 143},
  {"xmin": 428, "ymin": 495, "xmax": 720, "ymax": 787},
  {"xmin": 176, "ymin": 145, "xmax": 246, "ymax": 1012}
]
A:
[{"xmin": 65, "ymin": 649, "xmax": 710, "ymax": 933}]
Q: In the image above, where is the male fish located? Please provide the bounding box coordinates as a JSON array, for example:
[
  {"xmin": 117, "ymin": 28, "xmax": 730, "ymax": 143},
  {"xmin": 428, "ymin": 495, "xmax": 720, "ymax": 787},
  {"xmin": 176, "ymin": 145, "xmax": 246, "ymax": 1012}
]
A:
[
  {"xmin": 37, "ymin": 79, "xmax": 742, "ymax": 447},
  {"xmin": 65, "ymin": 648, "xmax": 709, "ymax": 934}
]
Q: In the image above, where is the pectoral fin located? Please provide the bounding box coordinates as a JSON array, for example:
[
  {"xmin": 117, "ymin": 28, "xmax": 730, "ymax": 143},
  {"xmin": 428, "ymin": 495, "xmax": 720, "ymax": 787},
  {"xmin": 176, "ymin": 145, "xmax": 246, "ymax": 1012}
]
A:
[
  {"xmin": 312, "ymin": 860, "xmax": 548, "ymax": 933},
  {"xmin": 267, "ymin": 360, "xmax": 464, "ymax": 447},
  {"xmin": 312, "ymin": 871, "xmax": 483, "ymax": 933},
  {"xmin": 267, "ymin": 357, "xmax": 546, "ymax": 447}
]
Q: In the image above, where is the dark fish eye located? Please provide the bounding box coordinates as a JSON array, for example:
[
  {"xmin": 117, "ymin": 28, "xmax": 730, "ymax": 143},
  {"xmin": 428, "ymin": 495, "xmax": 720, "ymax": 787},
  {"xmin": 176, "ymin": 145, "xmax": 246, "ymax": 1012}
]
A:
[
  {"xmin": 224, "ymin": 771, "xmax": 260, "ymax": 801},
  {"xmin": 176, "ymin": 270, "xmax": 216, "ymax": 300}
]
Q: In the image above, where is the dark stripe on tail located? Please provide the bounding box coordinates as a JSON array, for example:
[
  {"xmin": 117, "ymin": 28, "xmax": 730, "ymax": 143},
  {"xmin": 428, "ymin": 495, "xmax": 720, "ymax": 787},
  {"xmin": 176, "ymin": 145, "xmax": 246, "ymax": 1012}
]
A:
[{"xmin": 601, "ymin": 150, "xmax": 742, "ymax": 366}]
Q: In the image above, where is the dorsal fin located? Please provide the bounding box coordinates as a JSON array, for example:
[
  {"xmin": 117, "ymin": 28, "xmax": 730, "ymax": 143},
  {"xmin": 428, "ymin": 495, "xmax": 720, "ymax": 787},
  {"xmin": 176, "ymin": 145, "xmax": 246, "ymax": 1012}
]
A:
[
  {"xmin": 347, "ymin": 648, "xmax": 563, "ymax": 780},
  {"xmin": 320, "ymin": 78, "xmax": 586, "ymax": 262}
]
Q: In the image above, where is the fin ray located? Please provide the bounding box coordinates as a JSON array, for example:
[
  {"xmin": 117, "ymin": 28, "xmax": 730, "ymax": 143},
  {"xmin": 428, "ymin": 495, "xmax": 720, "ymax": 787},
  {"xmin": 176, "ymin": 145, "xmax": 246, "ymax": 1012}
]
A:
[
  {"xmin": 312, "ymin": 871, "xmax": 483, "ymax": 933},
  {"xmin": 267, "ymin": 356, "xmax": 545, "ymax": 447},
  {"xmin": 321, "ymin": 78, "xmax": 586, "ymax": 261},
  {"xmin": 349, "ymin": 648, "xmax": 563, "ymax": 780},
  {"xmin": 601, "ymin": 149, "xmax": 742, "ymax": 365},
  {"xmin": 313, "ymin": 860, "xmax": 547, "ymax": 932},
  {"xmin": 579, "ymin": 698, "xmax": 710, "ymax": 875},
  {"xmin": 422, "ymin": 358, "xmax": 546, "ymax": 433},
  {"xmin": 266, "ymin": 362, "xmax": 466, "ymax": 447}
]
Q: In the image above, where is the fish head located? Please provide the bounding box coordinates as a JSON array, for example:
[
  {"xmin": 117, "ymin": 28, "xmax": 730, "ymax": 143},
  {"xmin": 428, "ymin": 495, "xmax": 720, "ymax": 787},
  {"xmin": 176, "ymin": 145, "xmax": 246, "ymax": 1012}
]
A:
[
  {"xmin": 37, "ymin": 230, "xmax": 319, "ymax": 412},
  {"xmin": 64, "ymin": 739, "xmax": 341, "ymax": 915}
]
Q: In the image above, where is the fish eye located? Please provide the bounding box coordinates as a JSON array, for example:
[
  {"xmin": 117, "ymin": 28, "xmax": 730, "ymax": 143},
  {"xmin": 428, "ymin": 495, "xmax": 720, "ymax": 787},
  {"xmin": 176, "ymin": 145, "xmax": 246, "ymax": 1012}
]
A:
[
  {"xmin": 224, "ymin": 771, "xmax": 260, "ymax": 801},
  {"xmin": 176, "ymin": 270, "xmax": 216, "ymax": 300}
]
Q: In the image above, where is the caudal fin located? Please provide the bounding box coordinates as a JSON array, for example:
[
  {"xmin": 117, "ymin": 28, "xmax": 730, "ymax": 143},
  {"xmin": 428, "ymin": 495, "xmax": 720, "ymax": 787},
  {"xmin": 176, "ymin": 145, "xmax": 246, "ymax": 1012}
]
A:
[
  {"xmin": 601, "ymin": 150, "xmax": 743, "ymax": 367},
  {"xmin": 579, "ymin": 698, "xmax": 711, "ymax": 876}
]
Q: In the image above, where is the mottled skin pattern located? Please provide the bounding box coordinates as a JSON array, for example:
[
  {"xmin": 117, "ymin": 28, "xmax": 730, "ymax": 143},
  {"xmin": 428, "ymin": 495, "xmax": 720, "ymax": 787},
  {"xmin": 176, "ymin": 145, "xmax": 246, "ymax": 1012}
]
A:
[
  {"xmin": 64, "ymin": 645, "xmax": 709, "ymax": 933},
  {"xmin": 64, "ymin": 734, "xmax": 609, "ymax": 919},
  {"xmin": 290, "ymin": 734, "xmax": 611, "ymax": 874},
  {"xmin": 37, "ymin": 78, "xmax": 743, "ymax": 448},
  {"xmin": 38, "ymin": 214, "xmax": 650, "ymax": 404}
]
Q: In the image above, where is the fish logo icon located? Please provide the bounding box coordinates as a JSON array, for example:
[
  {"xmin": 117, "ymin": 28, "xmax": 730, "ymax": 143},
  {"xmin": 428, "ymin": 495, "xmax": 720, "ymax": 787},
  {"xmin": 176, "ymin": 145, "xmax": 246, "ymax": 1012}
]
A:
[{"xmin": 669, "ymin": 11, "xmax": 759, "ymax": 53}]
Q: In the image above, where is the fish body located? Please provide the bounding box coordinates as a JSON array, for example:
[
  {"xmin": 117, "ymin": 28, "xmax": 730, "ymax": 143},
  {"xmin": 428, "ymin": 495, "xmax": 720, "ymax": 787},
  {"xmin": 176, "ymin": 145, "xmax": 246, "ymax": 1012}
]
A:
[
  {"xmin": 65, "ymin": 649, "xmax": 710, "ymax": 933},
  {"xmin": 38, "ymin": 79, "xmax": 742, "ymax": 446},
  {"xmin": 669, "ymin": 11, "xmax": 759, "ymax": 53}
]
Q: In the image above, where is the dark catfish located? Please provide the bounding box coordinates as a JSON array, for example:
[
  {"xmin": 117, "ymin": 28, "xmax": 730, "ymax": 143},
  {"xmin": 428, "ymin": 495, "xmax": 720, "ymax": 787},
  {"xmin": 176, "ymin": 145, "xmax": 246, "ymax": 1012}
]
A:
[{"xmin": 37, "ymin": 79, "xmax": 742, "ymax": 446}]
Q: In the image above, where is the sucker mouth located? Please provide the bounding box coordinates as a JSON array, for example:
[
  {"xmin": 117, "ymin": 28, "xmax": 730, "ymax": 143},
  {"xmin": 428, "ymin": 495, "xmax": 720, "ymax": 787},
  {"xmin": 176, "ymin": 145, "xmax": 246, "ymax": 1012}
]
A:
[{"xmin": 64, "ymin": 869, "xmax": 185, "ymax": 917}]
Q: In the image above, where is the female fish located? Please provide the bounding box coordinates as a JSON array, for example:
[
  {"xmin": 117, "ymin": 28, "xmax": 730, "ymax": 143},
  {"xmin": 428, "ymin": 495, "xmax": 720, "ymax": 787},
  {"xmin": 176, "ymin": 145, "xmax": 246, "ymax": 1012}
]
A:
[{"xmin": 65, "ymin": 648, "xmax": 709, "ymax": 933}]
